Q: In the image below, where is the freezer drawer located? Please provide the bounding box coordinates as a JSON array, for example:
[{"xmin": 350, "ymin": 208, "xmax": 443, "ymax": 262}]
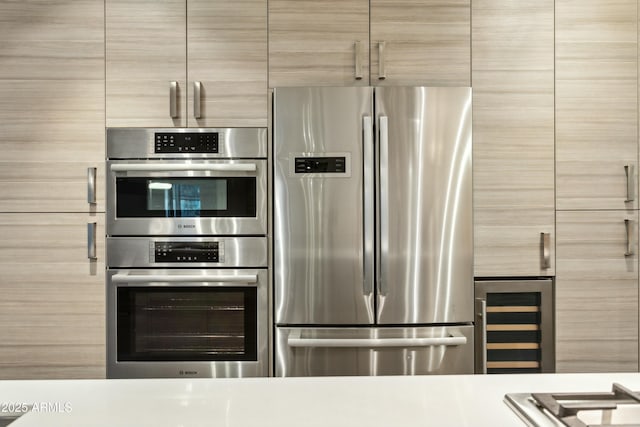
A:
[{"xmin": 275, "ymin": 325, "xmax": 474, "ymax": 377}]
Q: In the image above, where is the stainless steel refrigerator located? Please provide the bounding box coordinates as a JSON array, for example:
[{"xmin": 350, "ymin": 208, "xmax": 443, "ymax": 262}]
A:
[{"xmin": 273, "ymin": 86, "xmax": 473, "ymax": 376}]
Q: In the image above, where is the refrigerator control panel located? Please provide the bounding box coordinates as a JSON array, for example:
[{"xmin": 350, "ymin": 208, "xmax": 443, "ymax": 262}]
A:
[{"xmin": 289, "ymin": 153, "xmax": 351, "ymax": 178}]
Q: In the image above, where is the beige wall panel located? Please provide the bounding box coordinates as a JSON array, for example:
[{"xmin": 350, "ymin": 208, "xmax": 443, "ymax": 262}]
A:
[
  {"xmin": 473, "ymin": 71, "xmax": 555, "ymax": 276},
  {"xmin": 556, "ymin": 0, "xmax": 638, "ymax": 210},
  {"xmin": 188, "ymin": 0, "xmax": 267, "ymax": 127},
  {"xmin": 0, "ymin": 213, "xmax": 105, "ymax": 379},
  {"xmin": 0, "ymin": 0, "xmax": 103, "ymax": 80},
  {"xmin": 268, "ymin": 0, "xmax": 369, "ymax": 87},
  {"xmin": 106, "ymin": 0, "xmax": 186, "ymax": 127},
  {"xmin": 0, "ymin": 80, "xmax": 104, "ymax": 212},
  {"xmin": 371, "ymin": 0, "xmax": 470, "ymax": 85},
  {"xmin": 556, "ymin": 210, "xmax": 639, "ymax": 372},
  {"xmin": 472, "ymin": 0, "xmax": 553, "ymax": 71}
]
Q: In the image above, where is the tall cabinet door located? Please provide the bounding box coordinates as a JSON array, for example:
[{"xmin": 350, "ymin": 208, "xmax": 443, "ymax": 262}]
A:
[
  {"xmin": 375, "ymin": 87, "xmax": 473, "ymax": 325},
  {"xmin": 106, "ymin": 0, "xmax": 187, "ymax": 127},
  {"xmin": 556, "ymin": 211, "xmax": 639, "ymax": 372},
  {"xmin": 472, "ymin": 0, "xmax": 555, "ymax": 276},
  {"xmin": 555, "ymin": 0, "xmax": 638, "ymax": 210},
  {"xmin": 0, "ymin": 0, "xmax": 104, "ymax": 212},
  {"xmin": 0, "ymin": 214, "xmax": 105, "ymax": 379},
  {"xmin": 187, "ymin": 0, "xmax": 267, "ymax": 127},
  {"xmin": 268, "ymin": 0, "xmax": 370, "ymax": 87},
  {"xmin": 370, "ymin": 0, "xmax": 470, "ymax": 86}
]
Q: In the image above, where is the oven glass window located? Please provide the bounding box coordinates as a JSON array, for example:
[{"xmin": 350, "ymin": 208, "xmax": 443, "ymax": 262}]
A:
[
  {"xmin": 117, "ymin": 287, "xmax": 257, "ymax": 362},
  {"xmin": 116, "ymin": 177, "xmax": 256, "ymax": 218}
]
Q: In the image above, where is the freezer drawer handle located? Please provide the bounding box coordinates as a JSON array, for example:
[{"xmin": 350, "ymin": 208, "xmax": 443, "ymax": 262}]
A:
[
  {"xmin": 287, "ymin": 331, "xmax": 467, "ymax": 348},
  {"xmin": 111, "ymin": 274, "xmax": 258, "ymax": 284},
  {"xmin": 110, "ymin": 163, "xmax": 257, "ymax": 173}
]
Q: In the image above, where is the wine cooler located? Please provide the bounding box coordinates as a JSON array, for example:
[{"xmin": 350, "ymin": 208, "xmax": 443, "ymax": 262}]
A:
[{"xmin": 475, "ymin": 279, "xmax": 555, "ymax": 374}]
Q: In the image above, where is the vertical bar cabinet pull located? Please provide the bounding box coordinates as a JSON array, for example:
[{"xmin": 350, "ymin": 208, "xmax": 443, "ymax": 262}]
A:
[
  {"xmin": 87, "ymin": 222, "xmax": 97, "ymax": 260},
  {"xmin": 169, "ymin": 81, "xmax": 178, "ymax": 118},
  {"xmin": 540, "ymin": 232, "xmax": 550, "ymax": 269},
  {"xmin": 378, "ymin": 41, "xmax": 387, "ymax": 80},
  {"xmin": 624, "ymin": 219, "xmax": 634, "ymax": 257},
  {"xmin": 354, "ymin": 41, "xmax": 363, "ymax": 80},
  {"xmin": 625, "ymin": 164, "xmax": 635, "ymax": 203},
  {"xmin": 87, "ymin": 167, "xmax": 96, "ymax": 205},
  {"xmin": 194, "ymin": 81, "xmax": 202, "ymax": 119}
]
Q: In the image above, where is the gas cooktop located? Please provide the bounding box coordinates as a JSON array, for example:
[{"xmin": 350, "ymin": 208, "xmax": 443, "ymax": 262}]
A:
[{"xmin": 505, "ymin": 383, "xmax": 640, "ymax": 426}]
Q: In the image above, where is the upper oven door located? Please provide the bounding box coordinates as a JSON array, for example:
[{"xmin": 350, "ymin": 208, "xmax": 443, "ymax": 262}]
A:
[{"xmin": 107, "ymin": 159, "xmax": 267, "ymax": 236}]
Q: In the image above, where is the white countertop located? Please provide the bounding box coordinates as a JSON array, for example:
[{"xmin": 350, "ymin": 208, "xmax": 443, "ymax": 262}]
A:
[{"xmin": 3, "ymin": 373, "xmax": 640, "ymax": 426}]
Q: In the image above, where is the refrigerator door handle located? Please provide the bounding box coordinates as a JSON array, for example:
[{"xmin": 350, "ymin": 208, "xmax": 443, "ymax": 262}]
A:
[
  {"xmin": 378, "ymin": 115, "xmax": 389, "ymax": 296},
  {"xmin": 363, "ymin": 115, "xmax": 374, "ymax": 295},
  {"xmin": 287, "ymin": 330, "xmax": 467, "ymax": 348}
]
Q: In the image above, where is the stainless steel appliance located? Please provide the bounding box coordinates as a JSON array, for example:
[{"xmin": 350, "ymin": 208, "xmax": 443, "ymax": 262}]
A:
[
  {"xmin": 505, "ymin": 383, "xmax": 640, "ymax": 426},
  {"xmin": 475, "ymin": 279, "xmax": 555, "ymax": 374},
  {"xmin": 107, "ymin": 128, "xmax": 267, "ymax": 236},
  {"xmin": 273, "ymin": 86, "xmax": 473, "ymax": 376},
  {"xmin": 106, "ymin": 128, "xmax": 270, "ymax": 378},
  {"xmin": 106, "ymin": 236, "xmax": 269, "ymax": 378}
]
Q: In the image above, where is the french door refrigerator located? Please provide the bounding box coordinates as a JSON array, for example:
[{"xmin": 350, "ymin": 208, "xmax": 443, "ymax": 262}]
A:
[{"xmin": 273, "ymin": 86, "xmax": 473, "ymax": 376}]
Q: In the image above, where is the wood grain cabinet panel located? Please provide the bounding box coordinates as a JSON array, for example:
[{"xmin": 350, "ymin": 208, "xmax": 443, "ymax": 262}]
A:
[
  {"xmin": 556, "ymin": 0, "xmax": 638, "ymax": 210},
  {"xmin": 0, "ymin": 81, "xmax": 104, "ymax": 213},
  {"xmin": 0, "ymin": 0, "xmax": 103, "ymax": 80},
  {"xmin": 268, "ymin": 0, "xmax": 370, "ymax": 87},
  {"xmin": 0, "ymin": 214, "xmax": 105, "ymax": 379},
  {"xmin": 106, "ymin": 0, "xmax": 187, "ymax": 127},
  {"xmin": 472, "ymin": 0, "xmax": 554, "ymax": 276},
  {"xmin": 188, "ymin": 0, "xmax": 267, "ymax": 127},
  {"xmin": 556, "ymin": 211, "xmax": 639, "ymax": 372},
  {"xmin": 370, "ymin": 0, "xmax": 470, "ymax": 86}
]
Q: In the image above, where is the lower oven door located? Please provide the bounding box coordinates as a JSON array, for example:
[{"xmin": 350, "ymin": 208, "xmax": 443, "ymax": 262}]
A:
[
  {"xmin": 275, "ymin": 325, "xmax": 474, "ymax": 377},
  {"xmin": 107, "ymin": 269, "xmax": 268, "ymax": 378}
]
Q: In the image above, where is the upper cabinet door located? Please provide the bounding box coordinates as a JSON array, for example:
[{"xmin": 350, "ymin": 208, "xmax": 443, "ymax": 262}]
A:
[
  {"xmin": 188, "ymin": 0, "xmax": 267, "ymax": 127},
  {"xmin": 268, "ymin": 0, "xmax": 370, "ymax": 87},
  {"xmin": 370, "ymin": 0, "xmax": 470, "ymax": 86},
  {"xmin": 0, "ymin": 0, "xmax": 105, "ymax": 212},
  {"xmin": 106, "ymin": 0, "xmax": 187, "ymax": 127},
  {"xmin": 555, "ymin": 0, "xmax": 638, "ymax": 210}
]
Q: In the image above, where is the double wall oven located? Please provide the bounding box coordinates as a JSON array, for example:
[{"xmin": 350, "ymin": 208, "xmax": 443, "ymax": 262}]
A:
[{"xmin": 106, "ymin": 128, "xmax": 269, "ymax": 378}]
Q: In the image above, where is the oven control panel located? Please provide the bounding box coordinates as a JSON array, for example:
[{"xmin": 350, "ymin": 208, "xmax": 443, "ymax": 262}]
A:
[
  {"xmin": 155, "ymin": 132, "xmax": 219, "ymax": 154},
  {"xmin": 153, "ymin": 241, "xmax": 224, "ymax": 263}
]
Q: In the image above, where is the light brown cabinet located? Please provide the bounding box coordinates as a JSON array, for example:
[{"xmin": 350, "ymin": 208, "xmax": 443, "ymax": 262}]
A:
[
  {"xmin": 554, "ymin": 0, "xmax": 640, "ymax": 373},
  {"xmin": 555, "ymin": 211, "xmax": 639, "ymax": 372},
  {"xmin": 106, "ymin": 0, "xmax": 267, "ymax": 127},
  {"xmin": 268, "ymin": 0, "xmax": 470, "ymax": 87},
  {"xmin": 0, "ymin": 0, "xmax": 104, "ymax": 213},
  {"xmin": 0, "ymin": 214, "xmax": 105, "ymax": 379},
  {"xmin": 0, "ymin": 1, "xmax": 106, "ymax": 379},
  {"xmin": 555, "ymin": 0, "xmax": 638, "ymax": 210},
  {"xmin": 472, "ymin": 0, "xmax": 555, "ymax": 277}
]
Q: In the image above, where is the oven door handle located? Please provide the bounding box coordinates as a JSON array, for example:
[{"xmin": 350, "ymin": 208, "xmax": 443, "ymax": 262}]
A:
[
  {"xmin": 110, "ymin": 163, "xmax": 257, "ymax": 173},
  {"xmin": 111, "ymin": 274, "xmax": 258, "ymax": 284}
]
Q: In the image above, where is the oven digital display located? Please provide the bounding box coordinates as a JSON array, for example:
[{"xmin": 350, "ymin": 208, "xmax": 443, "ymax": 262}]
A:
[
  {"xmin": 154, "ymin": 241, "xmax": 223, "ymax": 263},
  {"xmin": 155, "ymin": 132, "xmax": 219, "ymax": 153}
]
